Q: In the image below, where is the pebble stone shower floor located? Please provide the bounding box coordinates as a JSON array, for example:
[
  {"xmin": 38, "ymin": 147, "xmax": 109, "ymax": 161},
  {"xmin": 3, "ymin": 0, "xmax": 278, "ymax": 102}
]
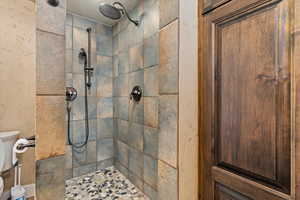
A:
[{"xmin": 65, "ymin": 167, "xmax": 149, "ymax": 200}]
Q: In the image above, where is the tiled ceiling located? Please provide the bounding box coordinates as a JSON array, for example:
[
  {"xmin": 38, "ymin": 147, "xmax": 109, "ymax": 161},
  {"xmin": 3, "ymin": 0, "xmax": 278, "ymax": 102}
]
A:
[{"xmin": 67, "ymin": 0, "xmax": 139, "ymax": 25}]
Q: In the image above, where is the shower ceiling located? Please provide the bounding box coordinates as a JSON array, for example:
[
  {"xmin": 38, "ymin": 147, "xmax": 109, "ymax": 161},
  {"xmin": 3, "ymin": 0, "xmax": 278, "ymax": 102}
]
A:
[{"xmin": 67, "ymin": 0, "xmax": 139, "ymax": 25}]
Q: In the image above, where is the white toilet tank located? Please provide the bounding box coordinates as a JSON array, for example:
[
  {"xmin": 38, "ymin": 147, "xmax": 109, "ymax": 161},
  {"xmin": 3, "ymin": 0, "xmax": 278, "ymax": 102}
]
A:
[{"xmin": 0, "ymin": 131, "xmax": 19, "ymax": 172}]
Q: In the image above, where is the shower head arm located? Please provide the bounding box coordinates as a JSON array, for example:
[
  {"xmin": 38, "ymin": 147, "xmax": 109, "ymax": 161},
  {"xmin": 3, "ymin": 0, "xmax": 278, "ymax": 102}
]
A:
[{"xmin": 113, "ymin": 2, "xmax": 139, "ymax": 26}]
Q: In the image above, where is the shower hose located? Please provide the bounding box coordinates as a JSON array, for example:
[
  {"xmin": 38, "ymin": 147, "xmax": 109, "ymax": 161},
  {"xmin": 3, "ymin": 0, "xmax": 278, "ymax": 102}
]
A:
[{"xmin": 67, "ymin": 70, "xmax": 90, "ymax": 148}]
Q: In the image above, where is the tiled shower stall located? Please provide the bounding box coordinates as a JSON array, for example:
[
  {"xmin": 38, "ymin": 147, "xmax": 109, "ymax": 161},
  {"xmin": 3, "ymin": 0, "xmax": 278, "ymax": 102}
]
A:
[{"xmin": 36, "ymin": 0, "xmax": 180, "ymax": 199}]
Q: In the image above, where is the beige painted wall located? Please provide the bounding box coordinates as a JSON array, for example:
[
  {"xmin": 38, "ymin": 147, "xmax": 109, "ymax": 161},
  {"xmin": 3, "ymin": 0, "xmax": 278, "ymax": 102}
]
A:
[
  {"xmin": 0, "ymin": 0, "xmax": 36, "ymax": 189},
  {"xmin": 178, "ymin": 0, "xmax": 199, "ymax": 199}
]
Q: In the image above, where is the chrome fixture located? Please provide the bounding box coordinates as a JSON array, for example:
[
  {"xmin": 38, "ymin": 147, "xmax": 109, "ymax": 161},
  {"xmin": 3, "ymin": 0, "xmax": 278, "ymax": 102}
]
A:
[
  {"xmin": 130, "ymin": 86, "xmax": 143, "ymax": 102},
  {"xmin": 98, "ymin": 2, "xmax": 140, "ymax": 26},
  {"xmin": 15, "ymin": 136, "xmax": 35, "ymax": 151},
  {"xmin": 78, "ymin": 29, "xmax": 94, "ymax": 89},
  {"xmin": 16, "ymin": 143, "xmax": 35, "ymax": 151},
  {"xmin": 85, "ymin": 28, "xmax": 94, "ymax": 89},
  {"xmin": 78, "ymin": 48, "xmax": 87, "ymax": 66},
  {"xmin": 66, "ymin": 28, "xmax": 94, "ymax": 149},
  {"xmin": 47, "ymin": 0, "xmax": 59, "ymax": 7},
  {"xmin": 66, "ymin": 87, "xmax": 78, "ymax": 102},
  {"xmin": 66, "ymin": 86, "xmax": 77, "ymax": 119}
]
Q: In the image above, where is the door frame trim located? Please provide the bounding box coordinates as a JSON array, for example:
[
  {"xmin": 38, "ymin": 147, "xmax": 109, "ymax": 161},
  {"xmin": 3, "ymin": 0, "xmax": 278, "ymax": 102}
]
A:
[{"xmin": 178, "ymin": 0, "xmax": 200, "ymax": 199}]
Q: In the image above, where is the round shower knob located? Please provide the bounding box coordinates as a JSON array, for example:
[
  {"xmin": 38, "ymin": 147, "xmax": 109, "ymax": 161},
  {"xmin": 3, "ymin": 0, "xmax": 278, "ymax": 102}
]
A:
[
  {"xmin": 130, "ymin": 86, "xmax": 143, "ymax": 102},
  {"xmin": 66, "ymin": 87, "xmax": 78, "ymax": 102}
]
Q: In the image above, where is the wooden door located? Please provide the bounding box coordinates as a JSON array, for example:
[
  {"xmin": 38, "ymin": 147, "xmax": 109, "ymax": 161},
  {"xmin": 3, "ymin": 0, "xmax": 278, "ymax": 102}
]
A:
[{"xmin": 200, "ymin": 0, "xmax": 300, "ymax": 199}]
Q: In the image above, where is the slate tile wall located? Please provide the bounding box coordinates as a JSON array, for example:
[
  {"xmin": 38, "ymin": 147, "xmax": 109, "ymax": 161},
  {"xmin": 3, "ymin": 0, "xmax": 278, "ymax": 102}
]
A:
[
  {"xmin": 64, "ymin": 13, "xmax": 114, "ymax": 179},
  {"xmin": 157, "ymin": 0, "xmax": 179, "ymax": 198},
  {"xmin": 113, "ymin": 0, "xmax": 179, "ymax": 199},
  {"xmin": 36, "ymin": 156, "xmax": 65, "ymax": 200},
  {"xmin": 36, "ymin": 0, "xmax": 67, "ymax": 199}
]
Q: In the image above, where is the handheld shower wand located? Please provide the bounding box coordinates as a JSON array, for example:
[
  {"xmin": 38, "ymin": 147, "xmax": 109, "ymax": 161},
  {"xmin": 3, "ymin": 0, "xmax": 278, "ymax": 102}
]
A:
[
  {"xmin": 66, "ymin": 28, "xmax": 93, "ymax": 149},
  {"xmin": 78, "ymin": 46, "xmax": 93, "ymax": 89}
]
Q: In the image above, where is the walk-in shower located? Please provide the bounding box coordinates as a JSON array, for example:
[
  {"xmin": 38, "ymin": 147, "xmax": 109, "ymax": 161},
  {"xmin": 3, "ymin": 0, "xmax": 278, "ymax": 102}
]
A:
[{"xmin": 64, "ymin": 0, "xmax": 160, "ymax": 198}]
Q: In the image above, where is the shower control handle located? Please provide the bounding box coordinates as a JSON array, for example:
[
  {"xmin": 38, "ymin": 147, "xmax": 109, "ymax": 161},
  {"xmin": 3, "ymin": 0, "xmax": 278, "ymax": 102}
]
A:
[
  {"xmin": 130, "ymin": 86, "xmax": 142, "ymax": 102},
  {"xmin": 66, "ymin": 87, "xmax": 78, "ymax": 102}
]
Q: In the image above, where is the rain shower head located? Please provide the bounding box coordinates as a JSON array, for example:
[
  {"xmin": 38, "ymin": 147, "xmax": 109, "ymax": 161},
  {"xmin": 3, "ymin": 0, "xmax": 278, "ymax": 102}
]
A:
[
  {"xmin": 98, "ymin": 2, "xmax": 139, "ymax": 26},
  {"xmin": 98, "ymin": 3, "xmax": 122, "ymax": 20}
]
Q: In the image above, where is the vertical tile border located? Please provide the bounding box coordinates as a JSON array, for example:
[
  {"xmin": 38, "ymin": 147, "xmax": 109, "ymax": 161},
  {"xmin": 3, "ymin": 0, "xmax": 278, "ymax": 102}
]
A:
[
  {"xmin": 158, "ymin": 160, "xmax": 178, "ymax": 200},
  {"xmin": 158, "ymin": 0, "xmax": 180, "ymax": 199},
  {"xmin": 36, "ymin": 96, "xmax": 66, "ymax": 160},
  {"xmin": 35, "ymin": 0, "xmax": 67, "ymax": 199},
  {"xmin": 178, "ymin": 0, "xmax": 199, "ymax": 200},
  {"xmin": 36, "ymin": 156, "xmax": 65, "ymax": 200},
  {"xmin": 36, "ymin": 0, "xmax": 67, "ymax": 160}
]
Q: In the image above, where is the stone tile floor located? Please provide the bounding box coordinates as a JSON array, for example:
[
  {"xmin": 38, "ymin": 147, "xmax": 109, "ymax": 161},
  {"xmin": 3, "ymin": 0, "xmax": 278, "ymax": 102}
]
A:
[{"xmin": 65, "ymin": 167, "xmax": 149, "ymax": 200}]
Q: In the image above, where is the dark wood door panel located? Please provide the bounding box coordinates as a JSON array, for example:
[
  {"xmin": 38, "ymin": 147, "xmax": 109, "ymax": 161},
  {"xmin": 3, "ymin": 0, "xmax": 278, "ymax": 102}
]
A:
[
  {"xmin": 215, "ymin": 183, "xmax": 252, "ymax": 200},
  {"xmin": 213, "ymin": 167, "xmax": 289, "ymax": 200},
  {"xmin": 212, "ymin": 0, "xmax": 291, "ymax": 192},
  {"xmin": 202, "ymin": 0, "xmax": 281, "ymax": 14},
  {"xmin": 202, "ymin": 0, "xmax": 292, "ymax": 198},
  {"xmin": 203, "ymin": 0, "xmax": 232, "ymax": 14},
  {"xmin": 217, "ymin": 10, "xmax": 278, "ymax": 180}
]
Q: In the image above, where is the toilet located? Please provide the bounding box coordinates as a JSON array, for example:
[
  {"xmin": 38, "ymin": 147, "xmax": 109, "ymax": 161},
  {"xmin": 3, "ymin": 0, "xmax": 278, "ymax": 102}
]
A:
[{"xmin": 0, "ymin": 131, "xmax": 19, "ymax": 197}]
